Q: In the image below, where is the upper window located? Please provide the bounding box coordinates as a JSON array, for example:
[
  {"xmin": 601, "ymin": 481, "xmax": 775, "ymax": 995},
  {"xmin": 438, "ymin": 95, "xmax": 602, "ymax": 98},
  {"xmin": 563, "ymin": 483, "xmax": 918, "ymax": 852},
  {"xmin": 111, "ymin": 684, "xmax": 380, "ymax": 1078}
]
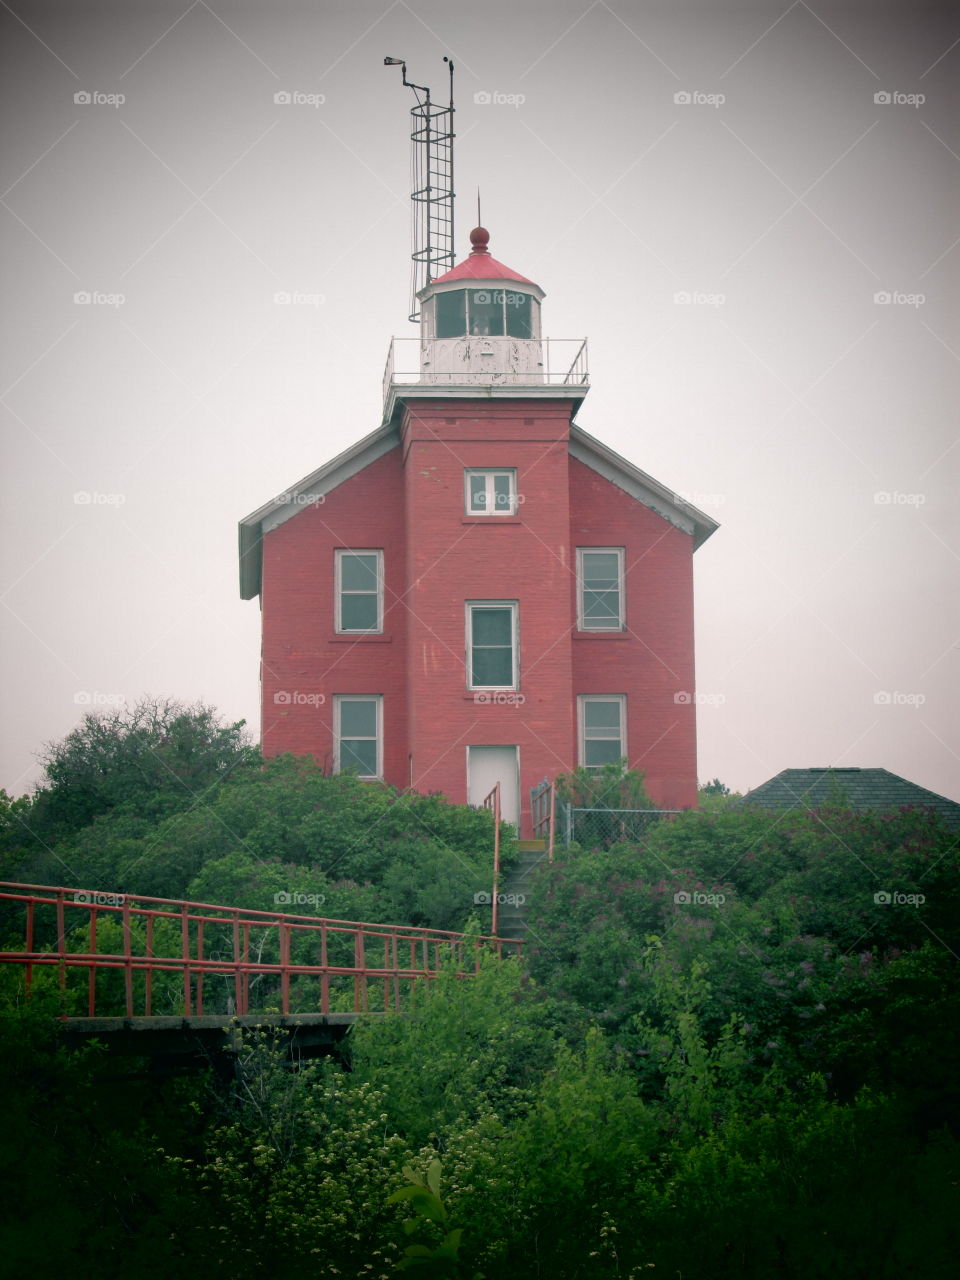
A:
[
  {"xmin": 334, "ymin": 695, "xmax": 382, "ymax": 779},
  {"xmin": 464, "ymin": 469, "xmax": 518, "ymax": 516},
  {"xmin": 578, "ymin": 695, "xmax": 626, "ymax": 770},
  {"xmin": 434, "ymin": 288, "xmax": 535, "ymax": 340},
  {"xmin": 436, "ymin": 290, "xmax": 467, "ymax": 338},
  {"xmin": 467, "ymin": 602, "xmax": 518, "ymax": 689},
  {"xmin": 335, "ymin": 550, "xmax": 383, "ymax": 633},
  {"xmin": 577, "ymin": 548, "xmax": 625, "ymax": 631}
]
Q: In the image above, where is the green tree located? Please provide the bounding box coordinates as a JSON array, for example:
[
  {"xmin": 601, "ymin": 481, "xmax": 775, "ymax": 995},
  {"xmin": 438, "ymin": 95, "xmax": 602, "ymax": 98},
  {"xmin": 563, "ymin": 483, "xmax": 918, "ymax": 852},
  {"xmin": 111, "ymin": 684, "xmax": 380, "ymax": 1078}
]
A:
[
  {"xmin": 10, "ymin": 749, "xmax": 501, "ymax": 935},
  {"xmin": 349, "ymin": 949, "xmax": 576, "ymax": 1149},
  {"xmin": 555, "ymin": 760, "xmax": 659, "ymax": 849},
  {"xmin": 555, "ymin": 759, "xmax": 655, "ymax": 810},
  {"xmin": 0, "ymin": 788, "xmax": 36, "ymax": 877},
  {"xmin": 526, "ymin": 804, "xmax": 960, "ymax": 1104},
  {"xmin": 697, "ymin": 777, "xmax": 743, "ymax": 811},
  {"xmin": 25, "ymin": 696, "xmax": 257, "ymax": 847}
]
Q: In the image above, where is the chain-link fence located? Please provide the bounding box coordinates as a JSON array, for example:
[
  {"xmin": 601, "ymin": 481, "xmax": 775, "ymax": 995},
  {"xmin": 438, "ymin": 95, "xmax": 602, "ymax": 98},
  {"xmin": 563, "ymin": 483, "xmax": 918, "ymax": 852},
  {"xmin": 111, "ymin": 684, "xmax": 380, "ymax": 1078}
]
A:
[{"xmin": 557, "ymin": 804, "xmax": 681, "ymax": 850}]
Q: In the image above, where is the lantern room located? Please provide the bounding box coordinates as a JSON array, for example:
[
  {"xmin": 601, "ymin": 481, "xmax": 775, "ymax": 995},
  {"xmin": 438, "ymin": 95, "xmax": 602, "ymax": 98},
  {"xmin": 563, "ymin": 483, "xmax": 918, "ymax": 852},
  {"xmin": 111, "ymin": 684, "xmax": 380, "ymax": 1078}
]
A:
[{"xmin": 415, "ymin": 226, "xmax": 546, "ymax": 384}]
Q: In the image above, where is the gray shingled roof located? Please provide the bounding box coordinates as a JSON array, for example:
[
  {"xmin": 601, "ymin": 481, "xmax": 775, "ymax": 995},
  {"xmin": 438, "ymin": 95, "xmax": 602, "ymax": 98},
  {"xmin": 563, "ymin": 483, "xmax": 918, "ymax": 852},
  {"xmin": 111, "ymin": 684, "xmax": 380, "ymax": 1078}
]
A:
[{"xmin": 738, "ymin": 768, "xmax": 960, "ymax": 831}]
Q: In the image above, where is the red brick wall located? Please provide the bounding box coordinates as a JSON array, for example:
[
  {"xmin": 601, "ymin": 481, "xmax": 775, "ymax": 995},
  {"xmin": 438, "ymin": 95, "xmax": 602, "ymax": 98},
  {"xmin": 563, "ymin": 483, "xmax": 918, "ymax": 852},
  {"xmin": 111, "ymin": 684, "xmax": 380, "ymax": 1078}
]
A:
[
  {"xmin": 568, "ymin": 456, "xmax": 698, "ymax": 810},
  {"xmin": 258, "ymin": 410, "xmax": 701, "ymax": 824},
  {"xmin": 260, "ymin": 447, "xmax": 409, "ymax": 785},
  {"xmin": 400, "ymin": 397, "xmax": 579, "ymax": 828}
]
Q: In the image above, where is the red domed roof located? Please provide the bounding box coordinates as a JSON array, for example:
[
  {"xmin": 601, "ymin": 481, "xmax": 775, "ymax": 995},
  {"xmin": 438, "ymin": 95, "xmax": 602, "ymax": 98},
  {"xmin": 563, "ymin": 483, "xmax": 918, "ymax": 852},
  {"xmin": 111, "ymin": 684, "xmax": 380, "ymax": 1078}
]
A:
[{"xmin": 429, "ymin": 226, "xmax": 537, "ymax": 287}]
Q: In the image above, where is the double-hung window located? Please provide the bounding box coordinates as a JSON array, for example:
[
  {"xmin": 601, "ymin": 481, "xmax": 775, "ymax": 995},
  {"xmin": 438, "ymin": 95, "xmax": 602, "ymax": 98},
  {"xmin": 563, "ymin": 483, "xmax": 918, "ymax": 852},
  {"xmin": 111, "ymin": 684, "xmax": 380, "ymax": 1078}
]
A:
[
  {"xmin": 466, "ymin": 602, "xmax": 518, "ymax": 689},
  {"xmin": 334, "ymin": 695, "xmax": 382, "ymax": 779},
  {"xmin": 577, "ymin": 548, "xmax": 624, "ymax": 631},
  {"xmin": 335, "ymin": 550, "xmax": 383, "ymax": 633},
  {"xmin": 464, "ymin": 469, "xmax": 518, "ymax": 516},
  {"xmin": 578, "ymin": 696, "xmax": 626, "ymax": 769}
]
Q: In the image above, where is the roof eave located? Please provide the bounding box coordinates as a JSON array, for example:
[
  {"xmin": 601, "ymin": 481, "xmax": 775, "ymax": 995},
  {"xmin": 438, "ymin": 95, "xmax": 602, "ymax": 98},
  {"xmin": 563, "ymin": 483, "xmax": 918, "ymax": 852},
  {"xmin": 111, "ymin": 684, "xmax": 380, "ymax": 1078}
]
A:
[
  {"xmin": 569, "ymin": 424, "xmax": 720, "ymax": 549},
  {"xmin": 417, "ymin": 276, "xmax": 546, "ymax": 302},
  {"xmin": 237, "ymin": 421, "xmax": 400, "ymax": 600}
]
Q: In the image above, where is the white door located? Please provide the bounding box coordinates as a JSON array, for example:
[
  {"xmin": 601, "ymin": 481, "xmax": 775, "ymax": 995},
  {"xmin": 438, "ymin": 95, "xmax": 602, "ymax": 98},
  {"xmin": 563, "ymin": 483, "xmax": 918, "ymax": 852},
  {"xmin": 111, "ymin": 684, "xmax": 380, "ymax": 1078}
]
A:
[{"xmin": 467, "ymin": 746, "xmax": 520, "ymax": 828}]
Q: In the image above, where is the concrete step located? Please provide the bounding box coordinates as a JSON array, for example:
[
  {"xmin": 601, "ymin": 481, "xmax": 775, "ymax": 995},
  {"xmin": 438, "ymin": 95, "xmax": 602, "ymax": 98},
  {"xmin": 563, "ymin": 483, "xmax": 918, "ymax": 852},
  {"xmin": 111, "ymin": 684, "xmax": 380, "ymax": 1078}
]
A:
[
  {"xmin": 502, "ymin": 852, "xmax": 548, "ymax": 887},
  {"xmin": 489, "ymin": 841, "xmax": 553, "ymax": 941}
]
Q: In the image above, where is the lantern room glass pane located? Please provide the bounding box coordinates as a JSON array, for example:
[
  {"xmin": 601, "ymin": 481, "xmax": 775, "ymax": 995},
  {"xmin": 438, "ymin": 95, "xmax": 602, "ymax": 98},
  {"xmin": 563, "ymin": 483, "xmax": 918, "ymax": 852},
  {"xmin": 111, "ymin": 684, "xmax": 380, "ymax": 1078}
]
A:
[
  {"xmin": 468, "ymin": 289, "xmax": 504, "ymax": 336},
  {"xmin": 505, "ymin": 292, "xmax": 533, "ymax": 338},
  {"xmin": 436, "ymin": 290, "xmax": 467, "ymax": 338}
]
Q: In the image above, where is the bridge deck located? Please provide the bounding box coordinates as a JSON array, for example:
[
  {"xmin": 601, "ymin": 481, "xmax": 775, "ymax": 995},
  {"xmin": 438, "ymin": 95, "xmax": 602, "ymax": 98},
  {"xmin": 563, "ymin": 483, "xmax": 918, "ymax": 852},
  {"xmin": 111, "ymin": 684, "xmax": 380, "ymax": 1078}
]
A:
[{"xmin": 57, "ymin": 1011, "xmax": 384, "ymax": 1070}]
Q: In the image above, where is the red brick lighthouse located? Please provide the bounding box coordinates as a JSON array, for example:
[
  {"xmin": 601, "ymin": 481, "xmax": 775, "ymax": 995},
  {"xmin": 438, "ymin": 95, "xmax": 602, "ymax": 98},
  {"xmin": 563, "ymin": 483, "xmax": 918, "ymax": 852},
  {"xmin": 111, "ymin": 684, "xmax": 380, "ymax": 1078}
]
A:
[{"xmin": 239, "ymin": 227, "xmax": 717, "ymax": 832}]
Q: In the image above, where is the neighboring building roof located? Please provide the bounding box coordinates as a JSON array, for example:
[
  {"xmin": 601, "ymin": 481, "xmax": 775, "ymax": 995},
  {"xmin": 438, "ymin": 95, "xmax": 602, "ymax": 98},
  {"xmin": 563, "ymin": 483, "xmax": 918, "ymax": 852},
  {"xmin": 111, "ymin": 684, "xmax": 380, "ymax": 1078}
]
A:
[
  {"xmin": 427, "ymin": 226, "xmax": 537, "ymax": 289},
  {"xmin": 738, "ymin": 767, "xmax": 960, "ymax": 830}
]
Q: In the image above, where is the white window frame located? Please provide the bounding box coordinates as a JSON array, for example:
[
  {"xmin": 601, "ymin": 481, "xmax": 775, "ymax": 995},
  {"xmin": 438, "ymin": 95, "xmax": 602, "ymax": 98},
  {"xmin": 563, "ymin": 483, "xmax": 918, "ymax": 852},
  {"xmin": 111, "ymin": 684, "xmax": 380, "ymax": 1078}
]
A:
[
  {"xmin": 335, "ymin": 549, "xmax": 383, "ymax": 634},
  {"xmin": 333, "ymin": 695, "xmax": 383, "ymax": 780},
  {"xmin": 464, "ymin": 469, "xmax": 518, "ymax": 517},
  {"xmin": 577, "ymin": 547, "xmax": 625, "ymax": 631},
  {"xmin": 578, "ymin": 695, "xmax": 627, "ymax": 770},
  {"xmin": 466, "ymin": 601, "xmax": 519, "ymax": 690}
]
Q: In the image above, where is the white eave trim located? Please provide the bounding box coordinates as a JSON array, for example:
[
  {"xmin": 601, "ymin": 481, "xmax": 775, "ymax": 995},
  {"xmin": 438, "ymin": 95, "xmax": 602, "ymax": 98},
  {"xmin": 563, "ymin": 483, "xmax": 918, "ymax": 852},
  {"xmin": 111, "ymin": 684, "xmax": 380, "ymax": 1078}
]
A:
[
  {"xmin": 569, "ymin": 425, "xmax": 719, "ymax": 549},
  {"xmin": 238, "ymin": 422, "xmax": 400, "ymax": 600},
  {"xmin": 417, "ymin": 277, "xmax": 546, "ymax": 303},
  {"xmin": 383, "ymin": 381, "xmax": 587, "ymax": 428},
  {"xmin": 239, "ymin": 416, "xmax": 718, "ymax": 600}
]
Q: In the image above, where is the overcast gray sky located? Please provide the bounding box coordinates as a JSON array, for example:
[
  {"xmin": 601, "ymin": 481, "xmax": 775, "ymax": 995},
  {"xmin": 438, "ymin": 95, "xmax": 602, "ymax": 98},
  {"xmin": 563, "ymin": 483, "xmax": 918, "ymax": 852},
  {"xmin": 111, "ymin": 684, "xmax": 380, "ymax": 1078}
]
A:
[{"xmin": 2, "ymin": 0, "xmax": 958, "ymax": 804}]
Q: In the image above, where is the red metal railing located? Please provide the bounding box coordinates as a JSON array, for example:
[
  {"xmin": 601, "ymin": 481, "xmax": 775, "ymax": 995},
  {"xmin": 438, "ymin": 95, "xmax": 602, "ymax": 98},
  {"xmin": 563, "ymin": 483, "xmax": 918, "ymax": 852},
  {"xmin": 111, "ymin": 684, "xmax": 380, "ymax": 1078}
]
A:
[
  {"xmin": 482, "ymin": 784, "xmax": 501, "ymax": 934},
  {"xmin": 530, "ymin": 778, "xmax": 557, "ymax": 861},
  {"xmin": 0, "ymin": 882, "xmax": 522, "ymax": 1019}
]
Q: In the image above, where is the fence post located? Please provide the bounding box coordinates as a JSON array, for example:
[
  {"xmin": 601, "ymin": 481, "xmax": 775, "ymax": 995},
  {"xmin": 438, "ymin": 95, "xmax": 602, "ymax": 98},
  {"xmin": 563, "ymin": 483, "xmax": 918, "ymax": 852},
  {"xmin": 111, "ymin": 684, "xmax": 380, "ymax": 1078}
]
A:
[
  {"xmin": 492, "ymin": 784, "xmax": 501, "ymax": 936},
  {"xmin": 144, "ymin": 912, "xmax": 153, "ymax": 1017},
  {"xmin": 88, "ymin": 909, "xmax": 98, "ymax": 1016},
  {"xmin": 389, "ymin": 932, "xmax": 400, "ymax": 1011},
  {"xmin": 241, "ymin": 922, "xmax": 250, "ymax": 1015},
  {"xmin": 195, "ymin": 916, "xmax": 205, "ymax": 1017},
  {"xmin": 280, "ymin": 919, "xmax": 291, "ymax": 1014},
  {"xmin": 354, "ymin": 929, "xmax": 367, "ymax": 1013},
  {"xmin": 232, "ymin": 911, "xmax": 242, "ymax": 1018},
  {"xmin": 181, "ymin": 902, "xmax": 191, "ymax": 1017},
  {"xmin": 122, "ymin": 896, "xmax": 133, "ymax": 1017},
  {"xmin": 483, "ymin": 783, "xmax": 502, "ymax": 936},
  {"xmin": 25, "ymin": 897, "xmax": 35, "ymax": 998},
  {"xmin": 548, "ymin": 782, "xmax": 556, "ymax": 862},
  {"xmin": 56, "ymin": 890, "xmax": 66, "ymax": 999},
  {"xmin": 320, "ymin": 922, "xmax": 329, "ymax": 1015}
]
